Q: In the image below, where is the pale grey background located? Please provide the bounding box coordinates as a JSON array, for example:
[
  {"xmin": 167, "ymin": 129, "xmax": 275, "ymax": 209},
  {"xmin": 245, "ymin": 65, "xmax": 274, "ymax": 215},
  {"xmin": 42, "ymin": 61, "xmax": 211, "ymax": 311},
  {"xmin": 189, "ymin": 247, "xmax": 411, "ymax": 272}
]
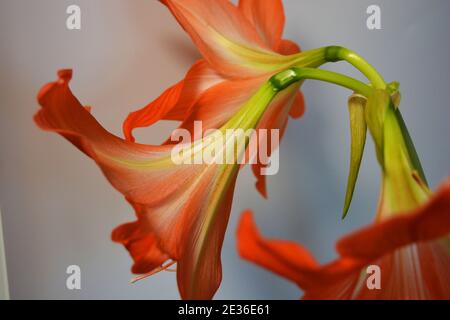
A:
[{"xmin": 1, "ymin": 0, "xmax": 449, "ymax": 299}]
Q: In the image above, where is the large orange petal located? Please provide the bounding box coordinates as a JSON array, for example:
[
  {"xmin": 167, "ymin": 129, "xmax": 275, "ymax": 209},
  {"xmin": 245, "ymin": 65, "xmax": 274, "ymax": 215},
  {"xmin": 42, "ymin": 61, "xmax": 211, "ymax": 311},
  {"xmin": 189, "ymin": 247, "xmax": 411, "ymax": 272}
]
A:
[
  {"xmin": 123, "ymin": 60, "xmax": 223, "ymax": 142},
  {"xmin": 161, "ymin": 0, "xmax": 290, "ymax": 77},
  {"xmin": 35, "ymin": 70, "xmax": 208, "ymax": 208},
  {"xmin": 238, "ymin": 0, "xmax": 285, "ymax": 50},
  {"xmin": 35, "ymin": 70, "xmax": 218, "ymax": 255},
  {"xmin": 35, "ymin": 70, "xmax": 217, "ymax": 259},
  {"xmin": 177, "ymin": 168, "xmax": 238, "ymax": 299}
]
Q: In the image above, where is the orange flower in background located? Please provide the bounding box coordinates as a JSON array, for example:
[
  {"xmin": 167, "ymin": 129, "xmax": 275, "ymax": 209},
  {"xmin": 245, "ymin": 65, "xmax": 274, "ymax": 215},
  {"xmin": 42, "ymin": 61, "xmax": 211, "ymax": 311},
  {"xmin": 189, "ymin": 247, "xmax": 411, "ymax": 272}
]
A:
[
  {"xmin": 35, "ymin": 68, "xmax": 298, "ymax": 299},
  {"xmin": 237, "ymin": 177, "xmax": 450, "ymax": 299},
  {"xmin": 124, "ymin": 0, "xmax": 327, "ymax": 197}
]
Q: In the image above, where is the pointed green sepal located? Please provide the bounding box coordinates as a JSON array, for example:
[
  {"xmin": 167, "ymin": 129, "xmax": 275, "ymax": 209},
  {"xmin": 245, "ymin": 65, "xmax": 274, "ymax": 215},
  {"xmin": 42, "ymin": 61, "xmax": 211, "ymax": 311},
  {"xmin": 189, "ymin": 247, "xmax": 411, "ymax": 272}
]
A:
[
  {"xmin": 394, "ymin": 108, "xmax": 428, "ymax": 187},
  {"xmin": 342, "ymin": 94, "xmax": 367, "ymax": 219}
]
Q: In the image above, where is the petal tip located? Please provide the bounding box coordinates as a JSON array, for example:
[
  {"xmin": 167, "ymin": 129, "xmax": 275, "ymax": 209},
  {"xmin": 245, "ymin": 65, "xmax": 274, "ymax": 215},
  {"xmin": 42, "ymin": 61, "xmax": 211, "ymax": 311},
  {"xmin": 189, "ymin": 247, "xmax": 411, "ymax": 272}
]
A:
[
  {"xmin": 255, "ymin": 180, "xmax": 268, "ymax": 199},
  {"xmin": 57, "ymin": 69, "xmax": 73, "ymax": 83},
  {"xmin": 122, "ymin": 119, "xmax": 136, "ymax": 142},
  {"xmin": 237, "ymin": 210, "xmax": 256, "ymax": 241}
]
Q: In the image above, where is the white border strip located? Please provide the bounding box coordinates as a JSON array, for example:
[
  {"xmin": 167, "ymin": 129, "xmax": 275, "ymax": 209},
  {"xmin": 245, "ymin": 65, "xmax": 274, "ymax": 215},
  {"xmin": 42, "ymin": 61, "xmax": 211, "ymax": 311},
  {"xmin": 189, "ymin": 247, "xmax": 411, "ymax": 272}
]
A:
[{"xmin": 0, "ymin": 208, "xmax": 10, "ymax": 299}]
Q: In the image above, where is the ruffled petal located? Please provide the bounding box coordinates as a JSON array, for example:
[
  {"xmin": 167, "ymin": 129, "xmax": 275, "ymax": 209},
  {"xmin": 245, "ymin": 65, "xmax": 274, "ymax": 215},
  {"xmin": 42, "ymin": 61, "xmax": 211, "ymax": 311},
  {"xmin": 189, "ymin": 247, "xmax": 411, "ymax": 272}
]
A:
[
  {"xmin": 123, "ymin": 81, "xmax": 184, "ymax": 142},
  {"xmin": 35, "ymin": 70, "xmax": 207, "ymax": 207},
  {"xmin": 123, "ymin": 60, "xmax": 223, "ymax": 142},
  {"xmin": 161, "ymin": 0, "xmax": 293, "ymax": 77},
  {"xmin": 111, "ymin": 220, "xmax": 169, "ymax": 274},
  {"xmin": 238, "ymin": 0, "xmax": 285, "ymax": 50}
]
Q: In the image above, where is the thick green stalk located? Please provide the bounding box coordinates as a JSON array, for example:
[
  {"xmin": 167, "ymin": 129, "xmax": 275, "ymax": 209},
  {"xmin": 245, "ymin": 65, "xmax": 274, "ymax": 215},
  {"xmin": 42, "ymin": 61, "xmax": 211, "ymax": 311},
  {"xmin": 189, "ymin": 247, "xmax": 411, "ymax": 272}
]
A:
[
  {"xmin": 324, "ymin": 46, "xmax": 387, "ymax": 89},
  {"xmin": 270, "ymin": 67, "xmax": 373, "ymax": 97}
]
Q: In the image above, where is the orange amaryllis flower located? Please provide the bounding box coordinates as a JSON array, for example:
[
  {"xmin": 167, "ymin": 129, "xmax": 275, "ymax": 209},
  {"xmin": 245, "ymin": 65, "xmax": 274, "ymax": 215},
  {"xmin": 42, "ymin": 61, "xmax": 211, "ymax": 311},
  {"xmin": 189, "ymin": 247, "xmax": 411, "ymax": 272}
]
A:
[
  {"xmin": 237, "ymin": 91, "xmax": 450, "ymax": 299},
  {"xmin": 35, "ymin": 69, "xmax": 300, "ymax": 299},
  {"xmin": 238, "ymin": 178, "xmax": 450, "ymax": 299},
  {"xmin": 123, "ymin": 0, "xmax": 328, "ymax": 197}
]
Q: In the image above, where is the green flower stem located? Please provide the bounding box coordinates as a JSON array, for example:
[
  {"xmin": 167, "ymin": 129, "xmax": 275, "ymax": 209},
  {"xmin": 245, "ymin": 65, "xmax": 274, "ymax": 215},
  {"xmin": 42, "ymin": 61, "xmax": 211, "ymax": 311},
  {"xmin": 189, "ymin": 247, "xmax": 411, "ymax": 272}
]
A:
[
  {"xmin": 324, "ymin": 47, "xmax": 428, "ymax": 186},
  {"xmin": 271, "ymin": 60, "xmax": 427, "ymax": 190},
  {"xmin": 270, "ymin": 67, "xmax": 373, "ymax": 97},
  {"xmin": 322, "ymin": 46, "xmax": 386, "ymax": 89},
  {"xmin": 286, "ymin": 47, "xmax": 430, "ymax": 215},
  {"xmin": 320, "ymin": 47, "xmax": 427, "ymax": 184}
]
